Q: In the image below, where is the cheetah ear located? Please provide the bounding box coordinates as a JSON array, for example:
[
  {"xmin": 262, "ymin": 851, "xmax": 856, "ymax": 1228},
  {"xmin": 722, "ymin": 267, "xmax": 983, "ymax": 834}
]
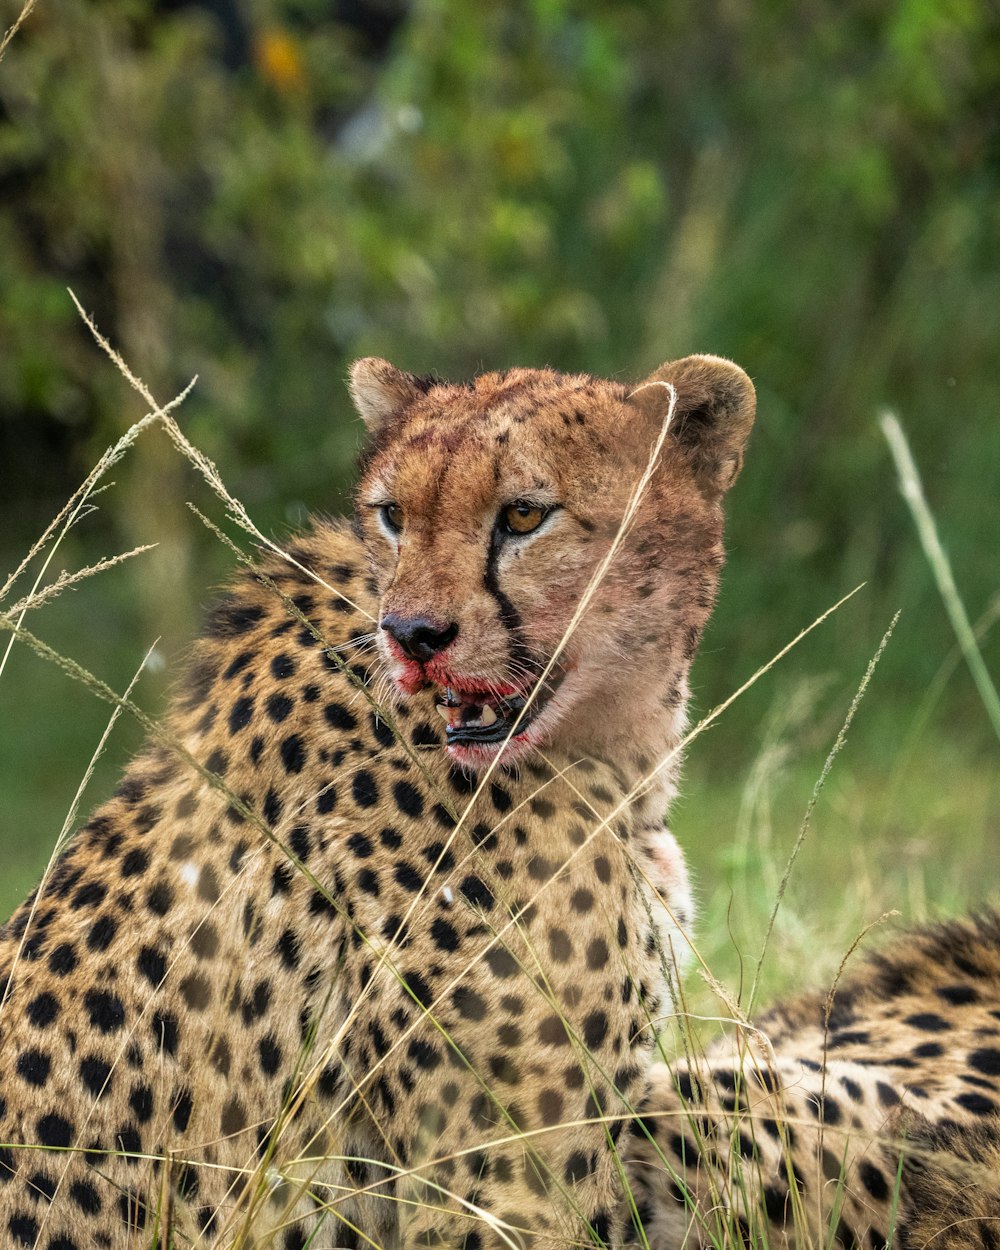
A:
[
  {"xmin": 630, "ymin": 354, "xmax": 756, "ymax": 494},
  {"xmin": 348, "ymin": 358, "xmax": 436, "ymax": 433}
]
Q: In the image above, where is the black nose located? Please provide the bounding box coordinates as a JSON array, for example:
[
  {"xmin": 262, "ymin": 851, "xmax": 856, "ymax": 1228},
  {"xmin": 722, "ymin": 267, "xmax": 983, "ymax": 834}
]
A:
[{"xmin": 381, "ymin": 613, "xmax": 458, "ymax": 662}]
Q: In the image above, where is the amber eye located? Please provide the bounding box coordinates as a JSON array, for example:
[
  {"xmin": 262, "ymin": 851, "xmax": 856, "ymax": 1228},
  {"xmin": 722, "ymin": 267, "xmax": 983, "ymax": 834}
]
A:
[
  {"xmin": 501, "ymin": 501, "xmax": 549, "ymax": 536},
  {"xmin": 380, "ymin": 503, "xmax": 404, "ymax": 534}
]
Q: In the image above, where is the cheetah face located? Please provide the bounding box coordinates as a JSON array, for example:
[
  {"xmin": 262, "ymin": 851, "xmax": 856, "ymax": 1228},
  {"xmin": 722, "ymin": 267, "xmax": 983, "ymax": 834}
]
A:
[{"xmin": 352, "ymin": 355, "xmax": 754, "ymax": 769}]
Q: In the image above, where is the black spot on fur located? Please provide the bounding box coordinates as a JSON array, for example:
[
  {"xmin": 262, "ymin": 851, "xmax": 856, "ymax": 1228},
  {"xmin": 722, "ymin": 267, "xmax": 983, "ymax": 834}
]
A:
[
  {"xmin": 263, "ymin": 787, "xmax": 284, "ymax": 826},
  {"xmin": 129, "ymin": 1084, "xmax": 154, "ymax": 1122},
  {"xmin": 259, "ymin": 1034, "xmax": 282, "ymax": 1076},
  {"xmin": 583, "ymin": 1011, "xmax": 609, "ymax": 1049},
  {"xmin": 271, "ymin": 654, "xmax": 296, "ymax": 679},
  {"xmin": 25, "ymin": 992, "xmax": 58, "ymax": 1027},
  {"xmin": 204, "ymin": 748, "xmax": 228, "ymax": 776},
  {"xmin": 858, "ymin": 1160, "xmax": 889, "ymax": 1201},
  {"xmin": 370, "ymin": 714, "xmax": 395, "ymax": 749},
  {"xmin": 229, "ymin": 696, "xmax": 255, "ymax": 734},
  {"xmin": 8, "ymin": 1214, "xmax": 39, "ymax": 1246},
  {"xmin": 206, "ymin": 600, "xmax": 264, "ymax": 638},
  {"xmin": 137, "ymin": 946, "xmax": 167, "ymax": 987},
  {"xmin": 69, "ymin": 1177, "xmax": 102, "ymax": 1214},
  {"xmin": 408, "ymin": 1039, "xmax": 441, "ymax": 1069},
  {"xmin": 352, "ymin": 771, "xmax": 379, "ymax": 807},
  {"xmin": 70, "ymin": 881, "xmax": 107, "ymax": 910},
  {"xmin": 121, "ymin": 847, "xmax": 150, "ymax": 877},
  {"xmin": 316, "ymin": 783, "xmax": 337, "ymax": 814},
  {"xmin": 16, "ymin": 1049, "xmax": 50, "ymax": 1086},
  {"xmin": 903, "ymin": 1012, "xmax": 950, "ymax": 1032},
  {"xmin": 968, "ymin": 1048, "xmax": 1000, "ymax": 1076},
  {"xmin": 266, "ymin": 693, "xmax": 294, "ymax": 723},
  {"xmin": 402, "ymin": 971, "xmax": 432, "ymax": 1009},
  {"xmin": 431, "ymin": 917, "xmax": 460, "ymax": 952},
  {"xmin": 87, "ymin": 914, "xmax": 118, "ymax": 951},
  {"xmin": 459, "ymin": 875, "xmax": 494, "ymax": 910},
  {"xmin": 36, "ymin": 1113, "xmax": 74, "ymax": 1148},
  {"xmin": 280, "ymin": 735, "xmax": 306, "ymax": 774},
  {"xmin": 840, "ymin": 1076, "xmax": 863, "ymax": 1102},
  {"xmin": 955, "ymin": 1091, "xmax": 997, "ymax": 1115},
  {"xmin": 173, "ymin": 1088, "xmax": 194, "ymax": 1132},
  {"xmin": 324, "ymin": 703, "xmax": 358, "ymax": 731},
  {"xmin": 152, "ymin": 1011, "xmax": 179, "ymax": 1055},
  {"xmin": 47, "ymin": 943, "xmax": 77, "ymax": 975},
  {"xmin": 393, "ymin": 781, "xmax": 424, "ymax": 818},
  {"xmin": 347, "ymin": 832, "xmax": 373, "ymax": 858},
  {"xmin": 935, "ymin": 982, "xmax": 979, "ymax": 1005},
  {"xmin": 223, "ymin": 650, "xmax": 253, "ymax": 680},
  {"xmin": 84, "ymin": 990, "xmax": 125, "ymax": 1033}
]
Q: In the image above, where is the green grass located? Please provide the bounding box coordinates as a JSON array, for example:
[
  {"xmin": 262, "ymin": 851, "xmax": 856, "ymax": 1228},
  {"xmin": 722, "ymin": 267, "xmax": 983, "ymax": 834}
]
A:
[{"xmin": 676, "ymin": 727, "xmax": 998, "ymax": 1005}]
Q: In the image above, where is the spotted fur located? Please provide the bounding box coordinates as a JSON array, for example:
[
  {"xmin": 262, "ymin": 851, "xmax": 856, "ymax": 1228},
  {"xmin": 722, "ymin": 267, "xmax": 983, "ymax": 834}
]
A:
[
  {"xmin": 0, "ymin": 528, "xmax": 668, "ymax": 1249},
  {"xmin": 626, "ymin": 911, "xmax": 1000, "ymax": 1249},
  {"xmin": 0, "ymin": 354, "xmax": 754, "ymax": 1249}
]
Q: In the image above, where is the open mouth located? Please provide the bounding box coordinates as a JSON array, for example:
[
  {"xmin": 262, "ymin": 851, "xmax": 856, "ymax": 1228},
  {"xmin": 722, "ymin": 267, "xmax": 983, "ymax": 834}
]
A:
[{"xmin": 434, "ymin": 675, "xmax": 562, "ymax": 747}]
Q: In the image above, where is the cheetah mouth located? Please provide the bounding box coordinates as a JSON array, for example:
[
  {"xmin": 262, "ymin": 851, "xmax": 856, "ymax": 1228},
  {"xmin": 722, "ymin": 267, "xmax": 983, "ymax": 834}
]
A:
[{"xmin": 433, "ymin": 676, "xmax": 564, "ymax": 747}]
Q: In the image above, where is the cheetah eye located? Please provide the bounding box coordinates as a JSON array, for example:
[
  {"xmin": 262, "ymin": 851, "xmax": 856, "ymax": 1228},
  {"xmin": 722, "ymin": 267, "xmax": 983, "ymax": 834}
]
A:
[
  {"xmin": 499, "ymin": 501, "xmax": 551, "ymax": 537},
  {"xmin": 379, "ymin": 503, "xmax": 404, "ymax": 534}
]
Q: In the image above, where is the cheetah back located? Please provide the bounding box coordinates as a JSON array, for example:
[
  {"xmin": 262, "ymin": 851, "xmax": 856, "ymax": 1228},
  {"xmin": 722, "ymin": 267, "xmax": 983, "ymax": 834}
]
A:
[{"xmin": 625, "ymin": 911, "xmax": 1000, "ymax": 1249}]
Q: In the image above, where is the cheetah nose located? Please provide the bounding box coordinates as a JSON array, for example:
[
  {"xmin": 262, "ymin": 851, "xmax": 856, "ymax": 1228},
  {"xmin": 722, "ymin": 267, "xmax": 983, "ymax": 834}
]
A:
[{"xmin": 381, "ymin": 613, "xmax": 458, "ymax": 662}]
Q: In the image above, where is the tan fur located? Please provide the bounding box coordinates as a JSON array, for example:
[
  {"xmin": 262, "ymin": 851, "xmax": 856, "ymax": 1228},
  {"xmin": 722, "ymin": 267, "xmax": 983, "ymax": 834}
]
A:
[
  {"xmin": 0, "ymin": 353, "xmax": 755, "ymax": 1250},
  {"xmin": 353, "ymin": 355, "xmax": 755, "ymax": 813},
  {"xmin": 0, "ymin": 525, "xmax": 670, "ymax": 1248},
  {"xmin": 625, "ymin": 912, "xmax": 1000, "ymax": 1249}
]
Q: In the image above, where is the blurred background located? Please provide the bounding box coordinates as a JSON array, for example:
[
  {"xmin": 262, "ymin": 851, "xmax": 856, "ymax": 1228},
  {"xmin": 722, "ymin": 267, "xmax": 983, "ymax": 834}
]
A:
[{"xmin": 1, "ymin": 0, "xmax": 998, "ymax": 991}]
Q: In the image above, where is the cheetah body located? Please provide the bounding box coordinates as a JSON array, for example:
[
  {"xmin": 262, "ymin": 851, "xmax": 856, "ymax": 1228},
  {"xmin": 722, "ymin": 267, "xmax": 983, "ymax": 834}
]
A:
[
  {"xmin": 627, "ymin": 911, "xmax": 1000, "ymax": 1249},
  {"xmin": 0, "ymin": 525, "xmax": 673, "ymax": 1249},
  {"xmin": 0, "ymin": 353, "xmax": 756, "ymax": 1249}
]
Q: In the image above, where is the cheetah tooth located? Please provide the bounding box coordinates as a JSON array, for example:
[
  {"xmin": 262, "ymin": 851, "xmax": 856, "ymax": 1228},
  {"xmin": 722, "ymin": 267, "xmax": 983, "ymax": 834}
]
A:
[{"xmin": 437, "ymin": 701, "xmax": 498, "ymax": 728}]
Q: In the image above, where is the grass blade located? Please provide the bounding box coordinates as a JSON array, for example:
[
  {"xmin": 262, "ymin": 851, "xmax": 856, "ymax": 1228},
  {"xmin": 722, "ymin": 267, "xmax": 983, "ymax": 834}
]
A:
[{"xmin": 880, "ymin": 410, "xmax": 1000, "ymax": 744}]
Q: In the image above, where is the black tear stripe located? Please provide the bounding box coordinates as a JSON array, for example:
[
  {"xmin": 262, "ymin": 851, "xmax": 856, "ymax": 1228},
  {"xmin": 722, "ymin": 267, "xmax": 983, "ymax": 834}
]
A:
[{"xmin": 484, "ymin": 530, "xmax": 532, "ymax": 675}]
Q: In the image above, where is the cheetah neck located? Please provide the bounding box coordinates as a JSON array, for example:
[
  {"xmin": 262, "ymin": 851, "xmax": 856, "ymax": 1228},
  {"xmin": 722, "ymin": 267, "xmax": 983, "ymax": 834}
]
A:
[{"xmin": 561, "ymin": 672, "xmax": 692, "ymax": 824}]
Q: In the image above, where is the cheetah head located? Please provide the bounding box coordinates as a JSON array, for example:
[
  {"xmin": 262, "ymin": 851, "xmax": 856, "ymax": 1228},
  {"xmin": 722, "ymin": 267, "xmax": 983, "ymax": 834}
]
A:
[{"xmin": 352, "ymin": 355, "xmax": 755, "ymax": 772}]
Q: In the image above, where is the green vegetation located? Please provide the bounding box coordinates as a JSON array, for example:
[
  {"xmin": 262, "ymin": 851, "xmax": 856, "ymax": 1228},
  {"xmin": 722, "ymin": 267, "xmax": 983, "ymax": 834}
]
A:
[{"xmin": 2, "ymin": 0, "xmax": 998, "ymax": 959}]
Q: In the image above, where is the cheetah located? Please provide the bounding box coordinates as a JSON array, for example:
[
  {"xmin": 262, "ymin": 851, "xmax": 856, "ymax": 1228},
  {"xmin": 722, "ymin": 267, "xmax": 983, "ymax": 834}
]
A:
[
  {"xmin": 625, "ymin": 909, "xmax": 1000, "ymax": 1249},
  {"xmin": 0, "ymin": 353, "xmax": 755, "ymax": 1248}
]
